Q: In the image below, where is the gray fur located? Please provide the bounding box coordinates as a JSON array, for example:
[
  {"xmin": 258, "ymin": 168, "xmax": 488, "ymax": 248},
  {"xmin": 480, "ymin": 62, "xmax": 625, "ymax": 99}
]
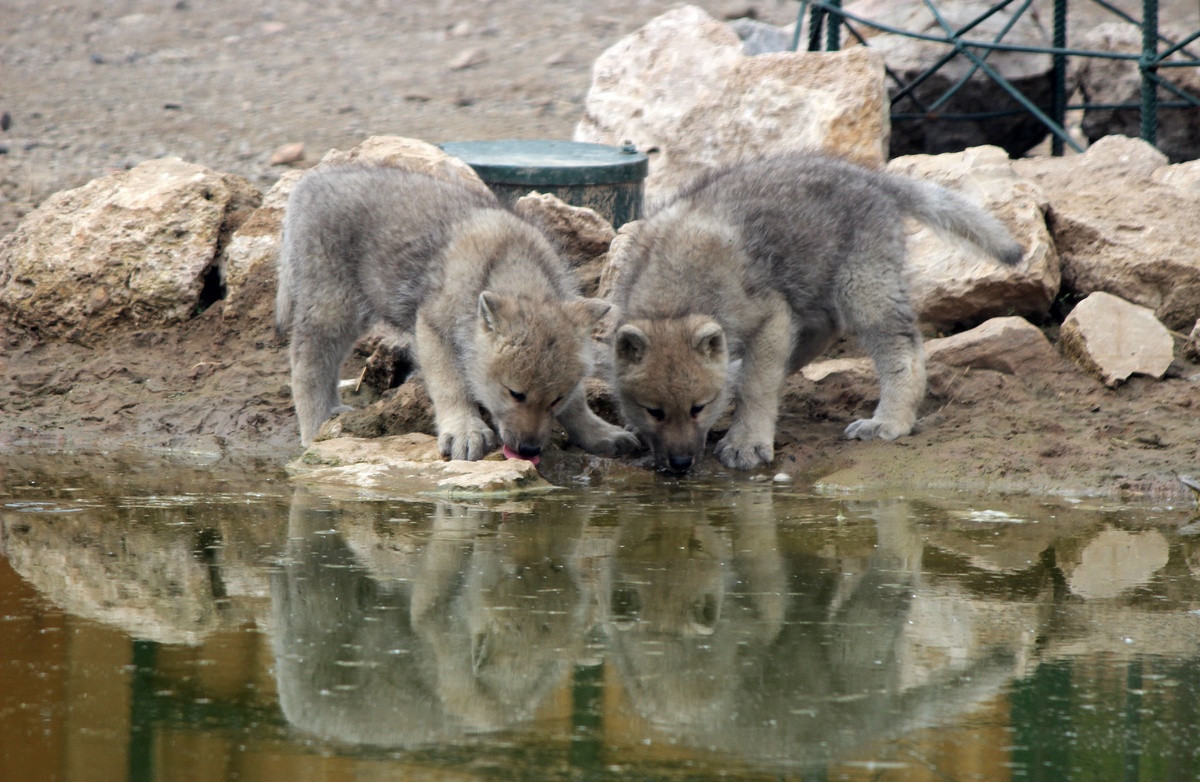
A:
[
  {"xmin": 277, "ymin": 165, "xmax": 638, "ymax": 459},
  {"xmin": 611, "ymin": 152, "xmax": 1024, "ymax": 472}
]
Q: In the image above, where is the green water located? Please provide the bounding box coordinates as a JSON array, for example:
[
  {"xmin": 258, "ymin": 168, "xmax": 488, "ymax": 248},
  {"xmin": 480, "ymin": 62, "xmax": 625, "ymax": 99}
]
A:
[{"xmin": 2, "ymin": 453, "xmax": 1199, "ymax": 781}]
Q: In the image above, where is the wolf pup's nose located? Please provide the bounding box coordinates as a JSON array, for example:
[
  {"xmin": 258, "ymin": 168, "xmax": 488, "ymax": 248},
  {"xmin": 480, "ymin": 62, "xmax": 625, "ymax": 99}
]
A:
[
  {"xmin": 667, "ymin": 454, "xmax": 694, "ymax": 473},
  {"xmin": 517, "ymin": 443, "xmax": 542, "ymax": 459}
]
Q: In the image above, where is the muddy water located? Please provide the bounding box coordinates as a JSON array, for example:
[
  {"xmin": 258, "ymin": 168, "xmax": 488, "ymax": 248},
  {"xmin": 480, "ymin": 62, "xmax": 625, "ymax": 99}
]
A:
[{"xmin": 3, "ymin": 454, "xmax": 1200, "ymax": 781}]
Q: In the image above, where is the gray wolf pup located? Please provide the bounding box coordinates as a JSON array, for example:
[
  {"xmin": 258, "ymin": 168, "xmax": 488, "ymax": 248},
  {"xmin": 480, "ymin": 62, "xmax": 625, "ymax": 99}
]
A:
[
  {"xmin": 611, "ymin": 153, "xmax": 1023, "ymax": 473},
  {"xmin": 276, "ymin": 165, "xmax": 639, "ymax": 461}
]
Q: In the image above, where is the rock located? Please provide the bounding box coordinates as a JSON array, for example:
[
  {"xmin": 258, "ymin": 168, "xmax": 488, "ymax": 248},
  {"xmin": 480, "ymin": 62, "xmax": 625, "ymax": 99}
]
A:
[
  {"xmin": 268, "ymin": 141, "xmax": 305, "ymax": 166},
  {"xmin": 799, "ymin": 316, "xmax": 1063, "ymax": 384},
  {"xmin": 220, "ymin": 168, "xmax": 304, "ymax": 321},
  {"xmin": 448, "ymin": 46, "xmax": 488, "ymax": 71},
  {"xmin": 316, "ymin": 375, "xmax": 435, "ymax": 442},
  {"xmin": 1017, "ymin": 133, "xmax": 1168, "ymax": 180},
  {"xmin": 1185, "ymin": 319, "xmax": 1200, "ymax": 362},
  {"xmin": 289, "ymin": 433, "xmax": 557, "ymax": 499},
  {"xmin": 729, "ymin": 17, "xmax": 795, "ymax": 55},
  {"xmin": 1013, "ymin": 136, "xmax": 1200, "ymax": 330},
  {"xmin": 1152, "ymin": 159, "xmax": 1200, "ymax": 193},
  {"xmin": 888, "ymin": 145, "xmax": 1058, "ymax": 327},
  {"xmin": 800, "ymin": 356, "xmax": 874, "ymax": 384},
  {"xmin": 1073, "ymin": 22, "xmax": 1200, "ymax": 163},
  {"xmin": 574, "ymin": 5, "xmax": 889, "ymax": 199},
  {"xmin": 319, "ymin": 135, "xmax": 489, "ymax": 193},
  {"xmin": 925, "ymin": 316, "xmax": 1065, "ymax": 374},
  {"xmin": 513, "ymin": 192, "xmax": 615, "ymax": 296},
  {"xmin": 1059, "ymin": 291, "xmax": 1174, "ymax": 387},
  {"xmin": 221, "ymin": 136, "xmax": 489, "ymax": 321},
  {"xmin": 0, "ymin": 157, "xmax": 260, "ymax": 339},
  {"xmin": 843, "ymin": 0, "xmax": 1054, "ymax": 157}
]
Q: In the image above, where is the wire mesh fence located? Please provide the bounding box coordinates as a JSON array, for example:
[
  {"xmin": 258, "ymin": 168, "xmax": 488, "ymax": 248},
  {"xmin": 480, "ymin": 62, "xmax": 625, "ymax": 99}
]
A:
[{"xmin": 792, "ymin": 0, "xmax": 1200, "ymax": 157}]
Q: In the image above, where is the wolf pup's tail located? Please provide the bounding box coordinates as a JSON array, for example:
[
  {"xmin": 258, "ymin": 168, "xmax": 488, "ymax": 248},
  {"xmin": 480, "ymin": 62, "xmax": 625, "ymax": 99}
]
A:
[{"xmin": 886, "ymin": 175, "xmax": 1024, "ymax": 266}]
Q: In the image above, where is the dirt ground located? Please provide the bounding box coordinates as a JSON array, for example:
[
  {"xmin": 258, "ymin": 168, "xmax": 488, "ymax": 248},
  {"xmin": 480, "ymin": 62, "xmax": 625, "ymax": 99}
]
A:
[{"xmin": 2, "ymin": 0, "xmax": 1200, "ymax": 503}]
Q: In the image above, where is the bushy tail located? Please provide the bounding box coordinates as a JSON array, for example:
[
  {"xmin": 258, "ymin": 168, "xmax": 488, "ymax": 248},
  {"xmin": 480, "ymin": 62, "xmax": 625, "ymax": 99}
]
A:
[{"xmin": 886, "ymin": 175, "xmax": 1024, "ymax": 265}]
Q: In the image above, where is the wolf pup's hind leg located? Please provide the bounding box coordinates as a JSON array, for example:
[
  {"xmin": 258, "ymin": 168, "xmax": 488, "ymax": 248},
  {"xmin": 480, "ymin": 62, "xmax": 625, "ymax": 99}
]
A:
[
  {"xmin": 289, "ymin": 321, "xmax": 360, "ymax": 447},
  {"xmin": 843, "ymin": 305, "xmax": 927, "ymax": 442}
]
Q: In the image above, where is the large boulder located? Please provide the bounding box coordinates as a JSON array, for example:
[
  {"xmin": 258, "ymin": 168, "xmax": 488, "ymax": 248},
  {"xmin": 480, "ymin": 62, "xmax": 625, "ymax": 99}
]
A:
[
  {"xmin": 574, "ymin": 5, "xmax": 889, "ymax": 199},
  {"xmin": 0, "ymin": 158, "xmax": 260, "ymax": 339},
  {"xmin": 1013, "ymin": 135, "xmax": 1200, "ymax": 330},
  {"xmin": 888, "ymin": 145, "xmax": 1059, "ymax": 328},
  {"xmin": 1073, "ymin": 23, "xmax": 1200, "ymax": 163}
]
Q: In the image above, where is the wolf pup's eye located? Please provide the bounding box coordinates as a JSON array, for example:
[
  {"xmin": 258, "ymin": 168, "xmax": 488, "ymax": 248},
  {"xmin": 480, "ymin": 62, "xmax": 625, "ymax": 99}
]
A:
[
  {"xmin": 509, "ymin": 389, "xmax": 526, "ymax": 403},
  {"xmin": 690, "ymin": 404, "xmax": 705, "ymax": 418},
  {"xmin": 646, "ymin": 407, "xmax": 665, "ymax": 421},
  {"xmin": 551, "ymin": 396, "xmax": 564, "ymax": 407}
]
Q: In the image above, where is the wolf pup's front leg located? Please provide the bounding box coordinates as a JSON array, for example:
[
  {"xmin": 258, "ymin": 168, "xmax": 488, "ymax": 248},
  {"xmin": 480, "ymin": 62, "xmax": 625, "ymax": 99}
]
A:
[
  {"xmin": 555, "ymin": 386, "xmax": 641, "ymax": 457},
  {"xmin": 416, "ymin": 313, "xmax": 498, "ymax": 460},
  {"xmin": 713, "ymin": 299, "xmax": 792, "ymax": 470}
]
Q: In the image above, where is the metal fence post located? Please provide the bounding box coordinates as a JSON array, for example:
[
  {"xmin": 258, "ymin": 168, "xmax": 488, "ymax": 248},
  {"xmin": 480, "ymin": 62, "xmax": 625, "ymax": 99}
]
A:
[
  {"xmin": 1141, "ymin": 0, "xmax": 1160, "ymax": 145},
  {"xmin": 1051, "ymin": 0, "xmax": 1069, "ymax": 155}
]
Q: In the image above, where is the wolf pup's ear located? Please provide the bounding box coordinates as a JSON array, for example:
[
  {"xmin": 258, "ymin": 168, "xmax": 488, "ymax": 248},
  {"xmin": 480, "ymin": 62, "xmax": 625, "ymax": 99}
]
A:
[
  {"xmin": 691, "ymin": 320, "xmax": 726, "ymax": 359},
  {"xmin": 478, "ymin": 291, "xmax": 503, "ymax": 333},
  {"xmin": 614, "ymin": 323, "xmax": 650, "ymax": 365},
  {"xmin": 570, "ymin": 297, "xmax": 612, "ymax": 329}
]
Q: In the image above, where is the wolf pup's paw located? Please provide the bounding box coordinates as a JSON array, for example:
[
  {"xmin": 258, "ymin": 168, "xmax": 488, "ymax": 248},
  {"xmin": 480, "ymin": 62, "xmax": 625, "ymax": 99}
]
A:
[
  {"xmin": 438, "ymin": 423, "xmax": 498, "ymax": 461},
  {"xmin": 714, "ymin": 433, "xmax": 774, "ymax": 471},
  {"xmin": 600, "ymin": 426, "xmax": 643, "ymax": 457},
  {"xmin": 844, "ymin": 417, "xmax": 912, "ymax": 441}
]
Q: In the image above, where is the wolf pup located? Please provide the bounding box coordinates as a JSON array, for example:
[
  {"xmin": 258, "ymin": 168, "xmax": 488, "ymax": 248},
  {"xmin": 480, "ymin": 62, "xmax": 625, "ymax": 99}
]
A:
[
  {"xmin": 611, "ymin": 153, "xmax": 1023, "ymax": 473},
  {"xmin": 276, "ymin": 165, "xmax": 639, "ymax": 461}
]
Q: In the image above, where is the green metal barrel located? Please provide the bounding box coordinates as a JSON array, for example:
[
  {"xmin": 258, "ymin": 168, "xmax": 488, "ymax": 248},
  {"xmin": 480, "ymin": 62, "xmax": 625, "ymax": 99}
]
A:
[{"xmin": 439, "ymin": 139, "xmax": 648, "ymax": 228}]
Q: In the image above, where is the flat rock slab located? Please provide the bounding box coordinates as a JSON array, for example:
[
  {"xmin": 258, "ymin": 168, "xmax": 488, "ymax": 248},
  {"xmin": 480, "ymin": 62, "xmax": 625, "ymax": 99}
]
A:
[
  {"xmin": 288, "ymin": 433, "xmax": 557, "ymax": 499},
  {"xmin": 1059, "ymin": 291, "xmax": 1174, "ymax": 387},
  {"xmin": 925, "ymin": 316, "xmax": 1066, "ymax": 375}
]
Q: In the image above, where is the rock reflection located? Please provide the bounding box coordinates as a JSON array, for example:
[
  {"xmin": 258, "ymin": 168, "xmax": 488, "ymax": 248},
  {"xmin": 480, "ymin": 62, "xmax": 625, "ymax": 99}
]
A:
[
  {"xmin": 0, "ymin": 472, "xmax": 284, "ymax": 645},
  {"xmin": 271, "ymin": 488, "xmax": 588, "ymax": 746}
]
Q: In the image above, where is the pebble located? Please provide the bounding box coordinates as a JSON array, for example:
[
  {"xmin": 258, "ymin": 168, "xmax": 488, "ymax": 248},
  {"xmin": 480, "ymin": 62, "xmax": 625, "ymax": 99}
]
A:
[
  {"xmin": 448, "ymin": 47, "xmax": 488, "ymax": 71},
  {"xmin": 773, "ymin": 472, "xmax": 792, "ymax": 483},
  {"xmin": 269, "ymin": 142, "xmax": 305, "ymax": 166}
]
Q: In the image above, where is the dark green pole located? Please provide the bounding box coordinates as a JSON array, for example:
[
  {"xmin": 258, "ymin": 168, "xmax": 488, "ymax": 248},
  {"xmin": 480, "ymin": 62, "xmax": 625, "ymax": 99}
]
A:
[
  {"xmin": 1140, "ymin": 0, "xmax": 1159, "ymax": 145},
  {"xmin": 1051, "ymin": 0, "xmax": 1068, "ymax": 156},
  {"xmin": 825, "ymin": 0, "xmax": 842, "ymax": 52}
]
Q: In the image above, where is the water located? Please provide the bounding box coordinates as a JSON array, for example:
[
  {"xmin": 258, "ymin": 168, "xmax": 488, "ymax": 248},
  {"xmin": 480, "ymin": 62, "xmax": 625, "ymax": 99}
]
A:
[{"xmin": 3, "ymin": 454, "xmax": 1200, "ymax": 781}]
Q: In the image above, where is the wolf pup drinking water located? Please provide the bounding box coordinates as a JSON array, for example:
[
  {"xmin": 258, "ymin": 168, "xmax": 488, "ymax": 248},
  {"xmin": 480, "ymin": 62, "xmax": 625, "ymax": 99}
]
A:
[
  {"xmin": 276, "ymin": 165, "xmax": 639, "ymax": 462},
  {"xmin": 610, "ymin": 152, "xmax": 1023, "ymax": 474}
]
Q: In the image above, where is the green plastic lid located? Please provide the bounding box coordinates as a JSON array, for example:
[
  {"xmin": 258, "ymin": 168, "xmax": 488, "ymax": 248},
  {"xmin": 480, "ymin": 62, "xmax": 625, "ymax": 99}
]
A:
[{"xmin": 439, "ymin": 139, "xmax": 648, "ymax": 186}]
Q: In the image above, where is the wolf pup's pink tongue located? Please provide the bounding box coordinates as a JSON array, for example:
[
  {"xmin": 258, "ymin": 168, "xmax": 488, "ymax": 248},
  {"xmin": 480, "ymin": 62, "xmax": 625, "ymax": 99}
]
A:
[{"xmin": 502, "ymin": 444, "xmax": 540, "ymax": 466}]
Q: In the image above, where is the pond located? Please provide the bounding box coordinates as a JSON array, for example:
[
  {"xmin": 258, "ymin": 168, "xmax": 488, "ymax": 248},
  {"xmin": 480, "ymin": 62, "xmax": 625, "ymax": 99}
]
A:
[{"xmin": 2, "ymin": 453, "xmax": 1199, "ymax": 781}]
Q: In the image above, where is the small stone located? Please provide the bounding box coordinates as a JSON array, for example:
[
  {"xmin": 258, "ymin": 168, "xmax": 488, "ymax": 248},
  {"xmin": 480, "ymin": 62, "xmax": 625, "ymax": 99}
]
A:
[
  {"xmin": 773, "ymin": 472, "xmax": 792, "ymax": 483},
  {"xmin": 1059, "ymin": 292, "xmax": 1174, "ymax": 387},
  {"xmin": 448, "ymin": 47, "xmax": 488, "ymax": 71},
  {"xmin": 269, "ymin": 142, "xmax": 305, "ymax": 166}
]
